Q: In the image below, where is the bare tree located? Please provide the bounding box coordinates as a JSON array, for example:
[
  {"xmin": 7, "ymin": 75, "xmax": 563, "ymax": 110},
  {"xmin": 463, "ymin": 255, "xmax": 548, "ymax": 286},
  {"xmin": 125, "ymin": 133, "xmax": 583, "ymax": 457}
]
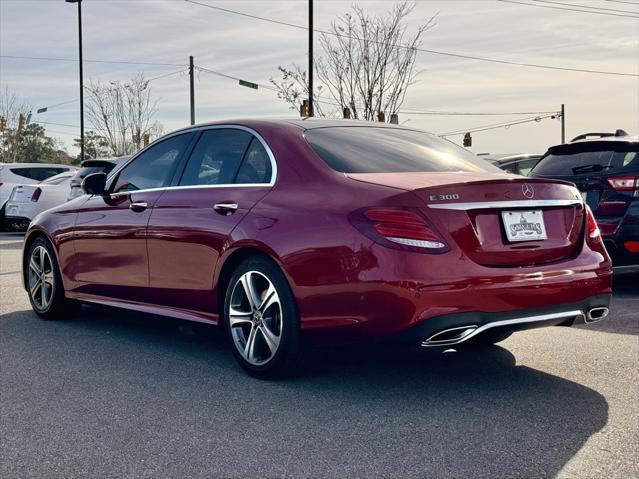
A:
[
  {"xmin": 0, "ymin": 86, "xmax": 33, "ymax": 162},
  {"xmin": 271, "ymin": 2, "xmax": 436, "ymax": 121},
  {"xmin": 85, "ymin": 73, "xmax": 161, "ymax": 156}
]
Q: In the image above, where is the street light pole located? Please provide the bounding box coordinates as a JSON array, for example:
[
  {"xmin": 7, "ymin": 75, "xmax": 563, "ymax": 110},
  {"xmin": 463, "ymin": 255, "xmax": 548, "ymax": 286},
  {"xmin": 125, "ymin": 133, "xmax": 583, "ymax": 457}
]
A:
[
  {"xmin": 66, "ymin": 0, "xmax": 84, "ymax": 162},
  {"xmin": 308, "ymin": 0, "xmax": 314, "ymax": 117}
]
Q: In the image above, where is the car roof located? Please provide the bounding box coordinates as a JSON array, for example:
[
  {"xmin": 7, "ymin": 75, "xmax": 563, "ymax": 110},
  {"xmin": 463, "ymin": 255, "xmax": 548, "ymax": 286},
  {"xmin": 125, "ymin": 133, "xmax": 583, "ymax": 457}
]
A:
[
  {"xmin": 80, "ymin": 156, "xmax": 128, "ymax": 167},
  {"xmin": 173, "ymin": 117, "xmax": 424, "ymax": 134},
  {"xmin": 547, "ymin": 137, "xmax": 639, "ymax": 155},
  {"xmin": 0, "ymin": 162, "xmax": 75, "ymax": 168}
]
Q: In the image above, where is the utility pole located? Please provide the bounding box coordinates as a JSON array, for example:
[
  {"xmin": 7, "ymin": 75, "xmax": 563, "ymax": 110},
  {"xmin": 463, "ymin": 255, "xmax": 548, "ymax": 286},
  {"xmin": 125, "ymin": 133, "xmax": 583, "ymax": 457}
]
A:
[
  {"xmin": 189, "ymin": 56, "xmax": 195, "ymax": 125},
  {"xmin": 308, "ymin": 0, "xmax": 314, "ymax": 117},
  {"xmin": 561, "ymin": 103, "xmax": 565, "ymax": 144},
  {"xmin": 66, "ymin": 0, "xmax": 84, "ymax": 162}
]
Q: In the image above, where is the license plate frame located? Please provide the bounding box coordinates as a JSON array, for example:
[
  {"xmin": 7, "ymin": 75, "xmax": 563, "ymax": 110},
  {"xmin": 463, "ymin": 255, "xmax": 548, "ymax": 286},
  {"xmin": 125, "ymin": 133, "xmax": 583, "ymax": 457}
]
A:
[{"xmin": 501, "ymin": 209, "xmax": 547, "ymax": 242}]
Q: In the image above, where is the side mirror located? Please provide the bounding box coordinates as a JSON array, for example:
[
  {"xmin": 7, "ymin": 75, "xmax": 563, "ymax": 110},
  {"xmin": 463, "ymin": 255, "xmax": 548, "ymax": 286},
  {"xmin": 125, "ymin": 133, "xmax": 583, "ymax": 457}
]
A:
[{"xmin": 82, "ymin": 172, "xmax": 107, "ymax": 196}]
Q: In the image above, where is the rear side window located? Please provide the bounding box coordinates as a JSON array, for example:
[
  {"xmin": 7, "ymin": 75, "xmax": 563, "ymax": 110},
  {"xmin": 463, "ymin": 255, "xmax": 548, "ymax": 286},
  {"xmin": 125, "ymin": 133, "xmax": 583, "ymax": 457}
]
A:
[
  {"xmin": 9, "ymin": 167, "xmax": 69, "ymax": 182},
  {"xmin": 235, "ymin": 138, "xmax": 272, "ymax": 184},
  {"xmin": 534, "ymin": 144, "xmax": 639, "ymax": 176},
  {"xmin": 180, "ymin": 129, "xmax": 253, "ymax": 186},
  {"xmin": 305, "ymin": 127, "xmax": 502, "ymax": 174}
]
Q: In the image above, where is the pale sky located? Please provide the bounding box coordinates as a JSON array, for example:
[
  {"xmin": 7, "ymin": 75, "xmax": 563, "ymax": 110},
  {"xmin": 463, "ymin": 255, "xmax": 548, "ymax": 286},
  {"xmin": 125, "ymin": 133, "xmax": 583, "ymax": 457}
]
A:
[{"xmin": 1, "ymin": 0, "xmax": 638, "ymax": 156}]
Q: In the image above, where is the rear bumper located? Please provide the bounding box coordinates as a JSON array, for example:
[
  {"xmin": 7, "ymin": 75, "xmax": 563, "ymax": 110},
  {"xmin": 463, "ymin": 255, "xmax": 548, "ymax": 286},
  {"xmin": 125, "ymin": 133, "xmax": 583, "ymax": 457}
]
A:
[{"xmin": 391, "ymin": 294, "xmax": 611, "ymax": 347}]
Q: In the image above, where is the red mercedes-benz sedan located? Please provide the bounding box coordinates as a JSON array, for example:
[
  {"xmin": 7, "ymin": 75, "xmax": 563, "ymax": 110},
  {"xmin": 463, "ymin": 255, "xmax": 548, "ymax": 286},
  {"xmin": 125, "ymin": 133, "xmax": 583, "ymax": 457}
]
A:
[{"xmin": 22, "ymin": 119, "xmax": 612, "ymax": 377}]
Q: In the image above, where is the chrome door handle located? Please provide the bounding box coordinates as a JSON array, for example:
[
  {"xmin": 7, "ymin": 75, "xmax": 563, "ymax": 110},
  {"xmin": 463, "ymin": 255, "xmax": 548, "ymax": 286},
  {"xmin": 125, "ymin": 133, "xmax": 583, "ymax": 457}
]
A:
[
  {"xmin": 129, "ymin": 201, "xmax": 148, "ymax": 212},
  {"xmin": 213, "ymin": 203, "xmax": 239, "ymax": 215}
]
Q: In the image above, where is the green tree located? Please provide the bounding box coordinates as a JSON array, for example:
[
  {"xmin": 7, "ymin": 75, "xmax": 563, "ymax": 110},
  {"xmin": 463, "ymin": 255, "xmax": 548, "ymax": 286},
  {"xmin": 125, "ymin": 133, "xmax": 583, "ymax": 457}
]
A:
[
  {"xmin": 0, "ymin": 124, "xmax": 61, "ymax": 163},
  {"xmin": 73, "ymin": 130, "xmax": 110, "ymax": 162}
]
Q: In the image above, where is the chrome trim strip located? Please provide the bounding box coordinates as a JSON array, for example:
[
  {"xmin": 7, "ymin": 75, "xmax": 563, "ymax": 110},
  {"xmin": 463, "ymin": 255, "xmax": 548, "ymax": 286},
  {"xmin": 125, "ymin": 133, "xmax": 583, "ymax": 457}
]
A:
[
  {"xmin": 106, "ymin": 124, "xmax": 278, "ymax": 190},
  {"xmin": 427, "ymin": 199, "xmax": 583, "ymax": 210},
  {"xmin": 421, "ymin": 309, "xmax": 584, "ymax": 347},
  {"xmin": 613, "ymin": 265, "xmax": 639, "ymax": 275}
]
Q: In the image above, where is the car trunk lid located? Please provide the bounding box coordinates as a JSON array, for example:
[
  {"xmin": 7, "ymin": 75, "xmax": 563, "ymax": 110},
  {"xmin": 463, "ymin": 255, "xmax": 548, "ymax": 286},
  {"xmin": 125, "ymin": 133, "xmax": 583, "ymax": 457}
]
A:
[
  {"xmin": 347, "ymin": 172, "xmax": 585, "ymax": 267},
  {"xmin": 8, "ymin": 185, "xmax": 39, "ymax": 204}
]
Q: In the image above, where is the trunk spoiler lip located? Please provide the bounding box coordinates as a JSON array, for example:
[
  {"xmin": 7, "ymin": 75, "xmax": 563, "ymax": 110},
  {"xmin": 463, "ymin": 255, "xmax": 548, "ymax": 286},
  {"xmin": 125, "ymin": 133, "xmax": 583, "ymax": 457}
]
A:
[
  {"xmin": 345, "ymin": 172, "xmax": 576, "ymax": 191},
  {"xmin": 427, "ymin": 198, "xmax": 583, "ymax": 211}
]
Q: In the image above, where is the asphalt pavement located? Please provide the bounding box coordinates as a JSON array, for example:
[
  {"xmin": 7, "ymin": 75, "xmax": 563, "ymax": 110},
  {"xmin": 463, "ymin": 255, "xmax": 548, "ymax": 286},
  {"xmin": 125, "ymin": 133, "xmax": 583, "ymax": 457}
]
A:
[{"xmin": 1, "ymin": 232, "xmax": 637, "ymax": 478}]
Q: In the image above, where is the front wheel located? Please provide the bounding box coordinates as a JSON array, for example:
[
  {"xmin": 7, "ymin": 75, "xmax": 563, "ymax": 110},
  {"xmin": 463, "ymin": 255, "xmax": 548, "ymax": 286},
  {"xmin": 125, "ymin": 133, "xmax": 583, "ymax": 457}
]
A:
[
  {"xmin": 223, "ymin": 256, "xmax": 302, "ymax": 378},
  {"xmin": 26, "ymin": 237, "xmax": 80, "ymax": 319}
]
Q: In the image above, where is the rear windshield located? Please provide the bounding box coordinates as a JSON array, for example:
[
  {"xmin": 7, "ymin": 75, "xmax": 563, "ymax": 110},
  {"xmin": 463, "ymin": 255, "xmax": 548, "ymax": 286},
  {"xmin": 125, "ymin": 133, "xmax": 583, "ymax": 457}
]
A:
[
  {"xmin": 9, "ymin": 167, "xmax": 69, "ymax": 181},
  {"xmin": 533, "ymin": 143, "xmax": 639, "ymax": 176},
  {"xmin": 41, "ymin": 173, "xmax": 72, "ymax": 185},
  {"xmin": 305, "ymin": 127, "xmax": 502, "ymax": 174}
]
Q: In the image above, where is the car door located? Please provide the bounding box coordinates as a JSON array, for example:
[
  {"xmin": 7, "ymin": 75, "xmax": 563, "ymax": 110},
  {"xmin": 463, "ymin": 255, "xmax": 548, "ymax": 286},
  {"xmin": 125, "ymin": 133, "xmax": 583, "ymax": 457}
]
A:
[
  {"xmin": 146, "ymin": 127, "xmax": 275, "ymax": 316},
  {"xmin": 71, "ymin": 133, "xmax": 195, "ymax": 302}
]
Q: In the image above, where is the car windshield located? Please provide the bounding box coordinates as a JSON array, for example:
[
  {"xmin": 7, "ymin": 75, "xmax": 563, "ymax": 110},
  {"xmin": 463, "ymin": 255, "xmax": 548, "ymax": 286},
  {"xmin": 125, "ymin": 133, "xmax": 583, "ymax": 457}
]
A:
[
  {"xmin": 40, "ymin": 172, "xmax": 73, "ymax": 185},
  {"xmin": 305, "ymin": 127, "xmax": 503, "ymax": 174},
  {"xmin": 533, "ymin": 143, "xmax": 639, "ymax": 176}
]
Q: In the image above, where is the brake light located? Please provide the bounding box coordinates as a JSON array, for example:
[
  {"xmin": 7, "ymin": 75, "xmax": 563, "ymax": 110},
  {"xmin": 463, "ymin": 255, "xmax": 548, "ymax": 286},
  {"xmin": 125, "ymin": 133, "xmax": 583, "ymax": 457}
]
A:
[
  {"xmin": 349, "ymin": 207, "xmax": 450, "ymax": 254},
  {"xmin": 625, "ymin": 241, "xmax": 639, "ymax": 253},
  {"xmin": 31, "ymin": 187, "xmax": 42, "ymax": 202},
  {"xmin": 585, "ymin": 205, "xmax": 601, "ymax": 242},
  {"xmin": 607, "ymin": 176, "xmax": 638, "ymax": 191}
]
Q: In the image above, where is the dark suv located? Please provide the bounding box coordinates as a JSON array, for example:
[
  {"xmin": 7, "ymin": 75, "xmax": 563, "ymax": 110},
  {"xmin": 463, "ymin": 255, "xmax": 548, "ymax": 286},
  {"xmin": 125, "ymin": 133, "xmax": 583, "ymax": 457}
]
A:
[
  {"xmin": 531, "ymin": 131, "xmax": 638, "ymax": 273},
  {"xmin": 68, "ymin": 157, "xmax": 128, "ymax": 200}
]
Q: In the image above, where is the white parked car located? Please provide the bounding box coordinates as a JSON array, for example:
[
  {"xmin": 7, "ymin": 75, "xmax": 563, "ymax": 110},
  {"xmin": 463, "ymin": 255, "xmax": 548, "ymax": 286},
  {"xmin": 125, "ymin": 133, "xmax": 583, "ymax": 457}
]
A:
[
  {"xmin": 0, "ymin": 163, "xmax": 76, "ymax": 229},
  {"xmin": 4, "ymin": 171, "xmax": 77, "ymax": 230}
]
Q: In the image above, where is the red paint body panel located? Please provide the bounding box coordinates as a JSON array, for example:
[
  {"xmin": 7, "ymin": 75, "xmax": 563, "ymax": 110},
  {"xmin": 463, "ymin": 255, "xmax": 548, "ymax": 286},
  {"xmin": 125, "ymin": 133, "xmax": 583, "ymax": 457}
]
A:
[{"xmin": 23, "ymin": 119, "xmax": 612, "ymax": 344}]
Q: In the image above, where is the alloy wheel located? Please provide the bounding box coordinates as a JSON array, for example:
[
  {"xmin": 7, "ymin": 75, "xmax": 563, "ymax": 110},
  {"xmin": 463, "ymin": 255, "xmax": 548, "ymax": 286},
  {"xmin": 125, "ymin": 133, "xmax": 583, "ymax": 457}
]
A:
[
  {"xmin": 228, "ymin": 271, "xmax": 283, "ymax": 366},
  {"xmin": 28, "ymin": 245, "xmax": 55, "ymax": 311}
]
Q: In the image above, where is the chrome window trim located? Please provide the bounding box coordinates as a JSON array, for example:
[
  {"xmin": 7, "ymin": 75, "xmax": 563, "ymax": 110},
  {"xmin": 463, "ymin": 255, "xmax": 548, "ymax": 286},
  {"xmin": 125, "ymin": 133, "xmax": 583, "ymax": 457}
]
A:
[
  {"xmin": 427, "ymin": 199, "xmax": 583, "ymax": 210},
  {"xmin": 106, "ymin": 124, "xmax": 278, "ymax": 190}
]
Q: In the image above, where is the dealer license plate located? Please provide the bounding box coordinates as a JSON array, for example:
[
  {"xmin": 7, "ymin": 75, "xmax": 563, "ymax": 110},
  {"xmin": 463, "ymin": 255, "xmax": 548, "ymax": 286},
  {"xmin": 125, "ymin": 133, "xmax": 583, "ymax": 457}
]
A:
[{"xmin": 501, "ymin": 209, "xmax": 547, "ymax": 242}]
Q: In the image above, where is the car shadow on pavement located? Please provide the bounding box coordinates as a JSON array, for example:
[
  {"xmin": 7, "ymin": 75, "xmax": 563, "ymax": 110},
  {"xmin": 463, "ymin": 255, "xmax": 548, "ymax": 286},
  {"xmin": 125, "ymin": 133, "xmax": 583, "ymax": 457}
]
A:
[{"xmin": 1, "ymin": 305, "xmax": 609, "ymax": 479}]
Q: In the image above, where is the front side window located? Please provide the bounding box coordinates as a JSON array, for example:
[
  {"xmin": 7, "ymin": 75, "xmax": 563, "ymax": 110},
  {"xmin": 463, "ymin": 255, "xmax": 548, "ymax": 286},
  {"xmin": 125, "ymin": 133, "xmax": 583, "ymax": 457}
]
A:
[
  {"xmin": 180, "ymin": 129, "xmax": 256, "ymax": 186},
  {"xmin": 112, "ymin": 133, "xmax": 193, "ymax": 192},
  {"xmin": 305, "ymin": 127, "xmax": 502, "ymax": 174}
]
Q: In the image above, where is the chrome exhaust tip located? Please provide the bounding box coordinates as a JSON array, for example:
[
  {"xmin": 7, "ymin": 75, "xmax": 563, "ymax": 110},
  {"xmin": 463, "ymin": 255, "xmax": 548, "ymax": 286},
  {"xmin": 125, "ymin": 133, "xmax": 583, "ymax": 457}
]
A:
[
  {"xmin": 586, "ymin": 307, "xmax": 609, "ymax": 323},
  {"xmin": 422, "ymin": 325, "xmax": 478, "ymax": 347}
]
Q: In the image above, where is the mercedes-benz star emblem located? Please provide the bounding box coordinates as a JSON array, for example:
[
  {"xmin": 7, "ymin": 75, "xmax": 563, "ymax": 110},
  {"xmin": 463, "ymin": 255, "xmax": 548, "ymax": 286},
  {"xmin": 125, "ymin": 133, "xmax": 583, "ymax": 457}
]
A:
[{"xmin": 522, "ymin": 183, "xmax": 534, "ymax": 199}]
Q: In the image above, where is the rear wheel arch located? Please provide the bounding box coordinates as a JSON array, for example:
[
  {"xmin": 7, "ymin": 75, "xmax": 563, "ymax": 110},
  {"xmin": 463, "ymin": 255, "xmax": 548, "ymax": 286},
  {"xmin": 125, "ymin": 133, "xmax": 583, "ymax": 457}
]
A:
[{"xmin": 216, "ymin": 246, "xmax": 293, "ymax": 321}]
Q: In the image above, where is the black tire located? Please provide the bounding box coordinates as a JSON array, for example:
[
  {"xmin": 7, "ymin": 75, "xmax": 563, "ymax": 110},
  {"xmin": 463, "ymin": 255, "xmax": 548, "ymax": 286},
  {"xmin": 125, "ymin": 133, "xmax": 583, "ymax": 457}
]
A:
[
  {"xmin": 26, "ymin": 237, "xmax": 80, "ymax": 320},
  {"xmin": 223, "ymin": 255, "xmax": 302, "ymax": 378},
  {"xmin": 466, "ymin": 330, "xmax": 512, "ymax": 346}
]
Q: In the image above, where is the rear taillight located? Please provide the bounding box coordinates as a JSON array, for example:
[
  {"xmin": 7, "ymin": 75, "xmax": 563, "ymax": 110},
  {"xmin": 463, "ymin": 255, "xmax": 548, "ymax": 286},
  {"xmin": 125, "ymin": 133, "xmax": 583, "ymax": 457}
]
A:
[
  {"xmin": 585, "ymin": 205, "xmax": 601, "ymax": 242},
  {"xmin": 625, "ymin": 241, "xmax": 639, "ymax": 253},
  {"xmin": 31, "ymin": 187, "xmax": 42, "ymax": 202},
  {"xmin": 349, "ymin": 207, "xmax": 450, "ymax": 254},
  {"xmin": 607, "ymin": 176, "xmax": 638, "ymax": 191}
]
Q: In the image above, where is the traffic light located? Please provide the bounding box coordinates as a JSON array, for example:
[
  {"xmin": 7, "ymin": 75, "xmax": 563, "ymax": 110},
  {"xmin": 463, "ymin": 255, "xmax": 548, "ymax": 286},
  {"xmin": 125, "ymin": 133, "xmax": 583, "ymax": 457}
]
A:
[
  {"xmin": 463, "ymin": 132, "xmax": 472, "ymax": 147},
  {"xmin": 143, "ymin": 133, "xmax": 150, "ymax": 146},
  {"xmin": 377, "ymin": 111, "xmax": 385, "ymax": 123},
  {"xmin": 0, "ymin": 116, "xmax": 6, "ymax": 131},
  {"xmin": 18, "ymin": 113, "xmax": 26, "ymax": 132}
]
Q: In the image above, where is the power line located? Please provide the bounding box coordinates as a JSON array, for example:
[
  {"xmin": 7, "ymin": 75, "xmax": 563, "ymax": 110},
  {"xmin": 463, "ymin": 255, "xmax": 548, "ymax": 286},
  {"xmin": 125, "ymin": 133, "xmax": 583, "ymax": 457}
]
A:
[
  {"xmin": 535, "ymin": 0, "xmax": 639, "ymax": 14},
  {"xmin": 0, "ymin": 54, "xmax": 185, "ymax": 67},
  {"xmin": 195, "ymin": 65, "xmax": 278, "ymax": 91},
  {"xmin": 184, "ymin": 0, "xmax": 638, "ymax": 77},
  {"xmin": 604, "ymin": 0, "xmax": 639, "ymax": 5},
  {"xmin": 399, "ymin": 108, "xmax": 557, "ymax": 116},
  {"xmin": 440, "ymin": 113, "xmax": 559, "ymax": 136},
  {"xmin": 497, "ymin": 0, "xmax": 639, "ymax": 18}
]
